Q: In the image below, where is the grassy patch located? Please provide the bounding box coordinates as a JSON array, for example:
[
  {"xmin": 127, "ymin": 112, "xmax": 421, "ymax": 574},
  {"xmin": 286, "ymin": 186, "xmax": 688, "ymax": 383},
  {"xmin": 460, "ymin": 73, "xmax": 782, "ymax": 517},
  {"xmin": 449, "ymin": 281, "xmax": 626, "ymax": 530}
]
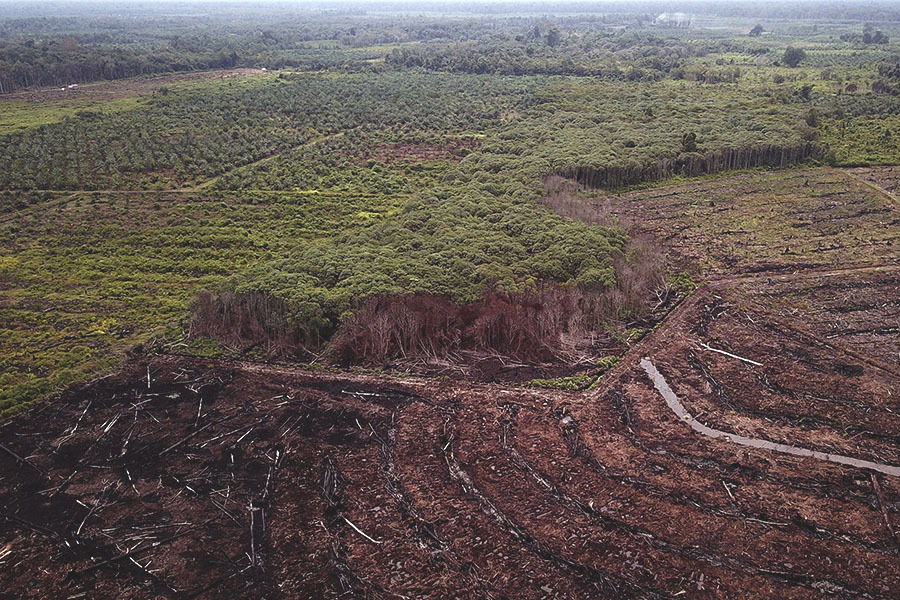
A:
[
  {"xmin": 597, "ymin": 168, "xmax": 900, "ymax": 276},
  {"xmin": 820, "ymin": 115, "xmax": 900, "ymax": 166},
  {"xmin": 0, "ymin": 189, "xmax": 405, "ymax": 412},
  {"xmin": 0, "ymin": 96, "xmax": 147, "ymax": 136},
  {"xmin": 526, "ymin": 373, "xmax": 597, "ymax": 391}
]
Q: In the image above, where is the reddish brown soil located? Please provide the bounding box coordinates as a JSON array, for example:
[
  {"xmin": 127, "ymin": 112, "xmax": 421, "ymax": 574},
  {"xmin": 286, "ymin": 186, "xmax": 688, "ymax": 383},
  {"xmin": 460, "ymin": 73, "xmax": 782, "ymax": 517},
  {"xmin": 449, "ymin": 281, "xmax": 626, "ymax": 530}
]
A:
[
  {"xmin": 634, "ymin": 271, "xmax": 900, "ymax": 466},
  {"xmin": 1, "ymin": 339, "xmax": 898, "ymax": 599},
  {"xmin": 385, "ymin": 346, "xmax": 627, "ymax": 384},
  {"xmin": 728, "ymin": 266, "xmax": 900, "ymax": 367}
]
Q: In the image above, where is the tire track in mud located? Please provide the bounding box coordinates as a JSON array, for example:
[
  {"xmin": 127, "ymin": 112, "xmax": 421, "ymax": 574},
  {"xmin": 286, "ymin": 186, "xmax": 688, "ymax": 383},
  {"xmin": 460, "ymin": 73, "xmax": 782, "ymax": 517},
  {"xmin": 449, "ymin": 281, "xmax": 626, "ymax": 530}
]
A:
[
  {"xmin": 396, "ymin": 400, "xmax": 594, "ymax": 599},
  {"xmin": 641, "ymin": 358, "xmax": 900, "ymax": 479},
  {"xmin": 561, "ymin": 394, "xmax": 900, "ymax": 557},
  {"xmin": 498, "ymin": 405, "xmax": 893, "ymax": 599},
  {"xmin": 440, "ymin": 429, "xmax": 667, "ymax": 600}
]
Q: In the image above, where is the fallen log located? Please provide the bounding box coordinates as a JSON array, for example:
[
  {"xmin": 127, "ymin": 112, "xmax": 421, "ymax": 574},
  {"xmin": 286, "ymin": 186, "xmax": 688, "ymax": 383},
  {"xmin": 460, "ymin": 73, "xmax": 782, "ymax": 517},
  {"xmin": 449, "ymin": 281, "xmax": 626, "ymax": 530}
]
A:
[
  {"xmin": 700, "ymin": 343, "xmax": 763, "ymax": 367},
  {"xmin": 342, "ymin": 516, "xmax": 382, "ymax": 545},
  {"xmin": 0, "ymin": 442, "xmax": 45, "ymax": 475},
  {"xmin": 871, "ymin": 473, "xmax": 899, "ymax": 546}
]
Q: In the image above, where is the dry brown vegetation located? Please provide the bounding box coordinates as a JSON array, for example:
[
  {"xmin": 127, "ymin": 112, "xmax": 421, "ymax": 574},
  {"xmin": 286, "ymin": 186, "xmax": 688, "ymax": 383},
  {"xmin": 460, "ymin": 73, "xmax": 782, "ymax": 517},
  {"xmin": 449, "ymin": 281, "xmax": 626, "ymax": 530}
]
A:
[
  {"xmin": 191, "ymin": 247, "xmax": 666, "ymax": 371},
  {"xmin": 329, "ymin": 282, "xmax": 653, "ymax": 365},
  {"xmin": 580, "ymin": 167, "xmax": 900, "ymax": 274}
]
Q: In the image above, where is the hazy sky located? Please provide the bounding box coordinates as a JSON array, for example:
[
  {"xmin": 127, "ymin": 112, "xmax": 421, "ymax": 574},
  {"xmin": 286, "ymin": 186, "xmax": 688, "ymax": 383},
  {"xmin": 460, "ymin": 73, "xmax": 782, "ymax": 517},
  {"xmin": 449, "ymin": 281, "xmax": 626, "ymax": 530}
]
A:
[{"xmin": 0, "ymin": 0, "xmax": 820, "ymax": 3}]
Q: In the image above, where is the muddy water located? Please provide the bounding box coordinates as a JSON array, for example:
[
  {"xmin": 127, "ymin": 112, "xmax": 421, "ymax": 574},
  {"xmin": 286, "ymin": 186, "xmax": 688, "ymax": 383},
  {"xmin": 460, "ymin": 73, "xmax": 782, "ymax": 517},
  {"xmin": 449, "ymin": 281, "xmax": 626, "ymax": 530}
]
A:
[{"xmin": 640, "ymin": 358, "xmax": 900, "ymax": 478}]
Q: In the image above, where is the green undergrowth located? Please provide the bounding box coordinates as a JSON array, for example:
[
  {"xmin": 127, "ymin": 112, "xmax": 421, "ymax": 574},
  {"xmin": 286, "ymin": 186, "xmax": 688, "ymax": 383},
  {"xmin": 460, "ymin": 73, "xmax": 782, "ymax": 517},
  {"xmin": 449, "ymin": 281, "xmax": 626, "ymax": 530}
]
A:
[
  {"xmin": 525, "ymin": 357, "xmax": 619, "ymax": 391},
  {"xmin": 819, "ymin": 115, "xmax": 900, "ymax": 166},
  {"xmin": 595, "ymin": 355, "xmax": 621, "ymax": 371},
  {"xmin": 0, "ymin": 189, "xmax": 406, "ymax": 416},
  {"xmin": 0, "ymin": 96, "xmax": 147, "ymax": 136},
  {"xmin": 666, "ymin": 271, "xmax": 699, "ymax": 293},
  {"xmin": 527, "ymin": 373, "xmax": 598, "ymax": 391}
]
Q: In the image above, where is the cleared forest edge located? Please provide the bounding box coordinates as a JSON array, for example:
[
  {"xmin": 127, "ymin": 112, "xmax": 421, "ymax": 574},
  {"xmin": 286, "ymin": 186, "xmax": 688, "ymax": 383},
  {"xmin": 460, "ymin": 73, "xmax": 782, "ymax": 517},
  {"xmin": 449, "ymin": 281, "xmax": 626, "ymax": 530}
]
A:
[
  {"xmin": 556, "ymin": 142, "xmax": 820, "ymax": 190},
  {"xmin": 189, "ymin": 262, "xmax": 668, "ymax": 377}
]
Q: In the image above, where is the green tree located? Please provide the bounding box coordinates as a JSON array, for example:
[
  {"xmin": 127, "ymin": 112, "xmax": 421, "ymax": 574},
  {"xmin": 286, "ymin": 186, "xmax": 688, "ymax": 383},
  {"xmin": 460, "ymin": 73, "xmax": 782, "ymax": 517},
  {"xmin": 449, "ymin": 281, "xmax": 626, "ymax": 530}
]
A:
[
  {"xmin": 783, "ymin": 47, "xmax": 806, "ymax": 68},
  {"xmin": 546, "ymin": 28, "xmax": 562, "ymax": 47}
]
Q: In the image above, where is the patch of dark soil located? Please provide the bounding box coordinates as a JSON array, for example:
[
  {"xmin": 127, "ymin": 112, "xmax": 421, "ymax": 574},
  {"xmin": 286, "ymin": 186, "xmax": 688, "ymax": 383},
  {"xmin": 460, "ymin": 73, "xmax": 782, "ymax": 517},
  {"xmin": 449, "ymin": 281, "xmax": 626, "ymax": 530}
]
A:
[{"xmin": 1, "ymin": 353, "xmax": 898, "ymax": 599}]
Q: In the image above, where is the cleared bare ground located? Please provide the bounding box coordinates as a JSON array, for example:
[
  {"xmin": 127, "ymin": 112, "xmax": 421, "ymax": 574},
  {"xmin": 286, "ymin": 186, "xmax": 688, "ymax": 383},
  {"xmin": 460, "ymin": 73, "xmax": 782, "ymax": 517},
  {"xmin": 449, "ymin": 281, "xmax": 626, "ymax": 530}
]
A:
[
  {"xmin": 589, "ymin": 167, "xmax": 900, "ymax": 274},
  {"xmin": 847, "ymin": 166, "xmax": 900, "ymax": 200},
  {"xmin": 1, "ymin": 166, "xmax": 899, "ymax": 599}
]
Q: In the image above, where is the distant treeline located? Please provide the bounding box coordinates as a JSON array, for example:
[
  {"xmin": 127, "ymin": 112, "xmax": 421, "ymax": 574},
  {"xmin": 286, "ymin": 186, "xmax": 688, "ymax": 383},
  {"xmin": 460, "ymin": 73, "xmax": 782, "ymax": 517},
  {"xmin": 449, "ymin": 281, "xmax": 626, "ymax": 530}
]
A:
[
  {"xmin": 3, "ymin": 1, "xmax": 900, "ymax": 22},
  {"xmin": 3, "ymin": 0, "xmax": 900, "ymax": 93},
  {"xmin": 0, "ymin": 45, "xmax": 240, "ymax": 93},
  {"xmin": 0, "ymin": 14, "xmax": 500, "ymax": 93}
]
